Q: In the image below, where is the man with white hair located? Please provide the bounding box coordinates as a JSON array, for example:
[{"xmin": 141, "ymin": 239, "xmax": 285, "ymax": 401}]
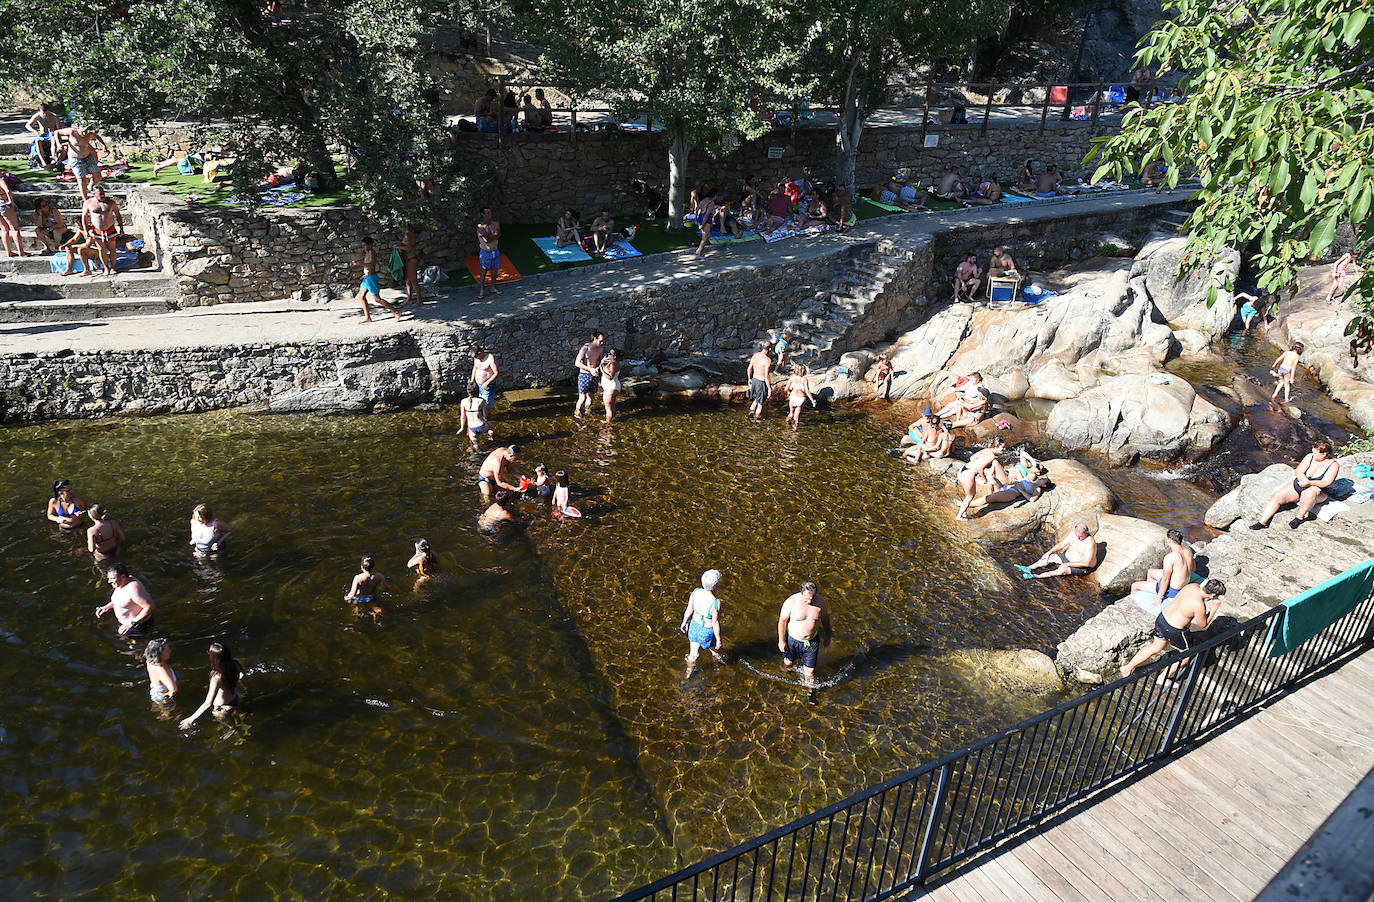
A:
[{"xmin": 679, "ymin": 569, "xmax": 725, "ymax": 672}]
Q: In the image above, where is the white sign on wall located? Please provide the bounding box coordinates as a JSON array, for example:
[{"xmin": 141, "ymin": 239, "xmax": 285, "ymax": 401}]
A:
[
  {"xmin": 923, "ymin": 134, "xmax": 939, "ymax": 148},
  {"xmin": 767, "ymin": 146, "xmax": 784, "ymax": 159}
]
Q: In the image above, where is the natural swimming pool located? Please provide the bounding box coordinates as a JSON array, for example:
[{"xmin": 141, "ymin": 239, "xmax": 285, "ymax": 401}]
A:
[{"xmin": 1, "ymin": 397, "xmax": 1142, "ymax": 899}]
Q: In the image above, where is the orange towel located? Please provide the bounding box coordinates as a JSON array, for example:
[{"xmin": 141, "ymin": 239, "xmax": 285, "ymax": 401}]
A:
[{"xmin": 466, "ymin": 253, "xmax": 522, "ymax": 284}]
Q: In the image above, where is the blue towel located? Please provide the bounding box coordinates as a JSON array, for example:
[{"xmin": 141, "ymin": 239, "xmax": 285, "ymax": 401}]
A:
[
  {"xmin": 999, "ymin": 193, "xmax": 1036, "ymax": 204},
  {"xmin": 600, "ymin": 240, "xmax": 642, "ymax": 259},
  {"xmin": 532, "ymin": 236, "xmax": 592, "ymax": 262},
  {"xmin": 1266, "ymin": 559, "xmax": 1374, "ymax": 657},
  {"xmin": 49, "ymin": 248, "xmax": 139, "ymax": 274}
]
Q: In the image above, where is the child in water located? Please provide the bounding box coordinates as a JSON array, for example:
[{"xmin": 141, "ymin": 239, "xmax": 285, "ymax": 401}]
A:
[
  {"xmin": 344, "ymin": 556, "xmax": 390, "ymax": 604},
  {"xmin": 533, "ymin": 464, "xmax": 553, "ymax": 504},
  {"xmin": 1270, "ymin": 342, "xmax": 1303, "ymax": 402},
  {"xmin": 407, "ymin": 539, "xmax": 435, "ymax": 583},
  {"xmin": 551, "ymin": 470, "xmax": 580, "ymax": 520},
  {"xmin": 145, "ymin": 638, "xmax": 177, "ymax": 704}
]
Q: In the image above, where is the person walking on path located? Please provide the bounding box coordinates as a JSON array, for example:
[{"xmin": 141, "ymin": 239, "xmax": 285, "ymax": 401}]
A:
[
  {"xmin": 747, "ymin": 342, "xmax": 773, "ymax": 421},
  {"xmin": 476, "ymin": 207, "xmax": 502, "ymax": 298},
  {"xmin": 778, "ymin": 581, "xmax": 832, "ymax": 689},
  {"xmin": 398, "ymin": 226, "xmax": 422, "ymax": 305},
  {"xmin": 573, "ymin": 332, "xmax": 605, "ymax": 419},
  {"xmin": 679, "ymin": 568, "xmax": 725, "ymax": 675},
  {"xmin": 356, "ymin": 236, "xmax": 402, "ymax": 322},
  {"xmin": 1326, "ymin": 252, "xmax": 1356, "ymax": 303}
]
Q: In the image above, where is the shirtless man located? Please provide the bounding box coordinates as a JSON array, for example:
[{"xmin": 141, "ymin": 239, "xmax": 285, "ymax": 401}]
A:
[
  {"xmin": 57, "ymin": 125, "xmax": 110, "ymax": 199},
  {"xmin": 478, "ymin": 444, "xmax": 524, "ymax": 503},
  {"xmin": 344, "ymin": 556, "xmax": 390, "ymax": 604},
  {"xmin": 1033, "ymin": 164, "xmax": 1075, "ymax": 197},
  {"xmin": 777, "ymin": 581, "xmax": 832, "ymax": 688},
  {"xmin": 471, "ymin": 347, "xmax": 499, "ymax": 411},
  {"xmin": 573, "ymin": 331, "xmax": 606, "ymax": 419},
  {"xmin": 935, "ymin": 168, "xmax": 964, "ymax": 199},
  {"xmin": 25, "ymin": 103, "xmax": 62, "ymax": 168},
  {"xmin": 82, "ymin": 187, "xmax": 125, "ymax": 276},
  {"xmin": 95, "ymin": 562, "xmax": 155, "ymax": 636},
  {"xmin": 474, "ymin": 89, "xmax": 497, "ymax": 131},
  {"xmin": 1270, "ymin": 342, "xmax": 1303, "ymax": 402},
  {"xmin": 356, "ymin": 236, "xmax": 401, "ymax": 322},
  {"xmin": 989, "ymin": 246, "xmax": 1017, "ymax": 276},
  {"xmin": 590, "ymin": 208, "xmax": 615, "ymax": 253},
  {"xmin": 953, "ymin": 254, "xmax": 981, "ymax": 300},
  {"xmin": 955, "ymin": 437, "xmax": 1007, "ymax": 520},
  {"xmin": 1026, "ymin": 522, "xmax": 1099, "ymax": 578},
  {"xmin": 747, "ymin": 341, "xmax": 773, "ymax": 421},
  {"xmin": 1120, "ymin": 580, "xmax": 1226, "ymax": 680},
  {"xmin": 535, "ymin": 88, "xmax": 554, "ymax": 129},
  {"xmin": 1131, "ymin": 529, "xmax": 1195, "ymax": 606},
  {"xmin": 476, "ymin": 207, "xmax": 502, "ymax": 298}
]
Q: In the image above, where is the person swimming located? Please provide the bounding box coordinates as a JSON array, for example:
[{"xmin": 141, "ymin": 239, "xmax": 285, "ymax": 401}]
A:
[
  {"xmin": 345, "ymin": 555, "xmax": 390, "ymax": 603},
  {"xmin": 179, "ymin": 641, "xmax": 243, "ymax": 730},
  {"xmin": 145, "ymin": 638, "xmax": 177, "ymax": 704}
]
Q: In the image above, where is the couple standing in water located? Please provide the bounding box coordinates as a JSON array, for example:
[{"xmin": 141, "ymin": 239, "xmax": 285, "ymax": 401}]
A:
[
  {"xmin": 573, "ymin": 331, "xmax": 624, "ymax": 424},
  {"xmin": 680, "ymin": 570, "xmax": 833, "ymax": 689}
]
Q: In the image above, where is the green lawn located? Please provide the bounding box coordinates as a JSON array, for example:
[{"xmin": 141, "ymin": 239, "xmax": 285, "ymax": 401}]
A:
[{"xmin": 1, "ymin": 159, "xmax": 355, "ymax": 208}]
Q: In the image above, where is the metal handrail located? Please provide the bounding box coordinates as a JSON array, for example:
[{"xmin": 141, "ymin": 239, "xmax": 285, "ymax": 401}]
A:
[{"xmin": 613, "ymin": 569, "xmax": 1374, "ymax": 901}]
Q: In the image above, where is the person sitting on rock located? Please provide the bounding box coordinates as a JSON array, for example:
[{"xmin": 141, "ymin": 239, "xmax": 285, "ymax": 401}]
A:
[
  {"xmin": 869, "ymin": 352, "xmax": 893, "ymax": 400},
  {"xmin": 934, "ymin": 371, "xmax": 990, "ymax": 426},
  {"xmin": 966, "ymin": 473, "xmax": 1053, "ymax": 516},
  {"xmin": 955, "ymin": 437, "xmax": 1008, "ymax": 520},
  {"xmin": 828, "ymin": 184, "xmax": 852, "ymax": 232},
  {"xmin": 763, "ymin": 182, "xmax": 792, "ymax": 232},
  {"xmin": 1249, "ymin": 439, "xmax": 1340, "ymax": 531},
  {"xmin": 1017, "ymin": 159, "xmax": 1036, "ymax": 192},
  {"xmin": 1130, "ymin": 528, "xmax": 1196, "ymax": 606},
  {"xmin": 1023, "ymin": 521, "xmax": 1098, "ymax": 579},
  {"xmin": 898, "ymin": 408, "xmax": 937, "ymax": 451},
  {"xmin": 797, "ymin": 190, "xmax": 829, "ymax": 229}
]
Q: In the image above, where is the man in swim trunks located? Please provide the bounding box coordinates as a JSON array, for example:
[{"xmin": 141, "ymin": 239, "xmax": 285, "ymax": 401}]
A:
[
  {"xmin": 747, "ymin": 341, "xmax": 773, "ymax": 420},
  {"xmin": 471, "ymin": 346, "xmax": 500, "ymax": 411},
  {"xmin": 81, "ymin": 187, "xmax": 124, "ymax": 277},
  {"xmin": 573, "ymin": 331, "xmax": 606, "ymax": 419},
  {"xmin": 1026, "ymin": 522, "xmax": 1098, "ymax": 579},
  {"xmin": 25, "ymin": 103, "xmax": 62, "ymax": 168},
  {"xmin": 476, "ymin": 207, "xmax": 502, "ymax": 298},
  {"xmin": 478, "ymin": 444, "xmax": 524, "ymax": 503},
  {"xmin": 95, "ymin": 562, "xmax": 155, "ymax": 636},
  {"xmin": 357, "ymin": 236, "xmax": 402, "ymax": 322},
  {"xmin": 344, "ymin": 556, "xmax": 390, "ymax": 604},
  {"xmin": 953, "ymin": 254, "xmax": 981, "ymax": 300},
  {"xmin": 1130, "ymin": 528, "xmax": 1195, "ymax": 607},
  {"xmin": 1033, "ymin": 164, "xmax": 1075, "ymax": 197},
  {"xmin": 1120, "ymin": 579, "xmax": 1225, "ymax": 680},
  {"xmin": 778, "ymin": 581, "xmax": 832, "ymax": 688},
  {"xmin": 56, "ymin": 125, "xmax": 110, "ymax": 199}
]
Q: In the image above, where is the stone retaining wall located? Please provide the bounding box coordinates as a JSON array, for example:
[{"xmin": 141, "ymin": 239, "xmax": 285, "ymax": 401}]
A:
[{"xmin": 453, "ymin": 122, "xmax": 1107, "ymax": 223}]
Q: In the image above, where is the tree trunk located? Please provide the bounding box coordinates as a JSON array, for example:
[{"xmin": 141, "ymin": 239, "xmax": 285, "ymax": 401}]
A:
[
  {"xmin": 666, "ymin": 119, "xmax": 689, "ymax": 233},
  {"xmin": 835, "ymin": 58, "xmax": 866, "ymax": 199},
  {"xmin": 302, "ymin": 128, "xmax": 341, "ymax": 190}
]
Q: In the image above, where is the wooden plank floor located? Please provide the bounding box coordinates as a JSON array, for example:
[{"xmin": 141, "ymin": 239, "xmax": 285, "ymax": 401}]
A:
[{"xmin": 911, "ymin": 650, "xmax": 1374, "ymax": 902}]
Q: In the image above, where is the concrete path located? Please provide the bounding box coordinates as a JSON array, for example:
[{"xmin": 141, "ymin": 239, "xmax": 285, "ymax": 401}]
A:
[{"xmin": 0, "ymin": 188, "xmax": 1191, "ymax": 355}]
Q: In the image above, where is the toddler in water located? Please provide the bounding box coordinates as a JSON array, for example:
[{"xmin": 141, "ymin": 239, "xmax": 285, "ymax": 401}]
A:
[
  {"xmin": 551, "ymin": 470, "xmax": 580, "ymax": 520},
  {"xmin": 533, "ymin": 464, "xmax": 553, "ymax": 504}
]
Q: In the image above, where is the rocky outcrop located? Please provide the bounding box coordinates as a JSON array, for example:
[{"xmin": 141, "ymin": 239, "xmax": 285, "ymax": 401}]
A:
[
  {"xmin": 1132, "ymin": 236, "xmax": 1241, "ymax": 339},
  {"xmin": 1091, "ymin": 514, "xmax": 1170, "ymax": 595},
  {"xmin": 1203, "ymin": 463, "xmax": 1299, "ymax": 529},
  {"xmin": 1268, "ymin": 272, "xmax": 1374, "ymax": 431},
  {"xmin": 1057, "ymin": 452, "xmax": 1374, "ymax": 679},
  {"xmin": 925, "ymin": 457, "xmax": 1117, "ymax": 544},
  {"xmin": 1044, "ymin": 372, "xmax": 1238, "ymax": 464}
]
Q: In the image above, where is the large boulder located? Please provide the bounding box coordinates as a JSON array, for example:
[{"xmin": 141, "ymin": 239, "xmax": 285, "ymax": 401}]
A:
[
  {"xmin": 1091, "ymin": 514, "xmax": 1170, "ymax": 594},
  {"xmin": 1133, "ymin": 236, "xmax": 1241, "ymax": 338},
  {"xmin": 1268, "ymin": 270, "xmax": 1374, "ymax": 431},
  {"xmin": 1203, "ymin": 462, "xmax": 1299, "ymax": 528},
  {"xmin": 958, "ymin": 458, "xmax": 1117, "ymax": 544},
  {"xmin": 1045, "ymin": 372, "xmax": 1236, "ymax": 464},
  {"xmin": 1055, "ymin": 598, "xmax": 1157, "ymax": 678},
  {"xmin": 885, "ymin": 303, "xmax": 974, "ymax": 399}
]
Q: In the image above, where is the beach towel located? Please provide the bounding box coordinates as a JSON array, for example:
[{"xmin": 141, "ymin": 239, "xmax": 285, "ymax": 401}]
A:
[
  {"xmin": 1314, "ymin": 499, "xmax": 1349, "ymax": 523},
  {"xmin": 709, "ymin": 231, "xmax": 763, "ymax": 246},
  {"xmin": 762, "ymin": 222, "xmax": 831, "ymax": 243},
  {"xmin": 860, "ymin": 197, "xmax": 909, "ymax": 213},
  {"xmin": 532, "ymin": 236, "xmax": 593, "ymax": 263},
  {"xmin": 1128, "ymin": 573, "xmax": 1206, "ymax": 614},
  {"xmin": 1021, "ymin": 285, "xmax": 1057, "ymax": 305},
  {"xmin": 1266, "ymin": 558, "xmax": 1374, "ymax": 657},
  {"xmin": 48, "ymin": 248, "xmax": 140, "ymax": 274},
  {"xmin": 601, "ymin": 241, "xmax": 642, "ymax": 260},
  {"xmin": 225, "ymin": 191, "xmax": 307, "ymax": 208},
  {"xmin": 999, "ymin": 192, "xmax": 1036, "ymax": 204},
  {"xmin": 465, "ymin": 252, "xmax": 522, "ymax": 284}
]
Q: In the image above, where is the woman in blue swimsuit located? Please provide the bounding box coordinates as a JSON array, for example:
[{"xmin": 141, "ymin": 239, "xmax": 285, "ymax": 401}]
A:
[
  {"xmin": 145, "ymin": 638, "xmax": 177, "ymax": 704},
  {"xmin": 46, "ymin": 479, "xmax": 87, "ymax": 529}
]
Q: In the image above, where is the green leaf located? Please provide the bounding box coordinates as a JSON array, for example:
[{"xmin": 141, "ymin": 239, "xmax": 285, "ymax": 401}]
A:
[
  {"xmin": 1343, "ymin": 9, "xmax": 1369, "ymax": 45},
  {"xmin": 1299, "ymin": 171, "xmax": 1319, "ymax": 208},
  {"xmin": 1269, "ymin": 157, "xmax": 1291, "ymax": 194},
  {"xmin": 1309, "ymin": 209, "xmax": 1340, "ymax": 255}
]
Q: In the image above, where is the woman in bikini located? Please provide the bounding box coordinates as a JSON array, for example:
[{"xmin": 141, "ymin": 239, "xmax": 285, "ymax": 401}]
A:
[
  {"xmin": 179, "ymin": 641, "xmax": 243, "ymax": 730},
  {"xmin": 189, "ymin": 503, "xmax": 233, "ymax": 556},
  {"xmin": 1270, "ymin": 342, "xmax": 1303, "ymax": 402},
  {"xmin": 1250, "ymin": 439, "xmax": 1340, "ymax": 530},
  {"xmin": 785, "ymin": 364, "xmax": 815, "ymax": 428},
  {"xmin": 86, "ymin": 503, "xmax": 126, "ymax": 562},
  {"xmin": 146, "ymin": 638, "xmax": 177, "ymax": 705},
  {"xmin": 0, "ymin": 177, "xmax": 26, "ymax": 258},
  {"xmin": 33, "ymin": 197, "xmax": 68, "ymax": 252},
  {"xmin": 46, "ymin": 479, "xmax": 87, "ymax": 529},
  {"xmin": 599, "ymin": 348, "xmax": 622, "ymax": 423},
  {"xmin": 1326, "ymin": 252, "xmax": 1356, "ymax": 303},
  {"xmin": 398, "ymin": 226, "xmax": 421, "ymax": 305},
  {"xmin": 458, "ymin": 382, "xmax": 491, "ymax": 451}
]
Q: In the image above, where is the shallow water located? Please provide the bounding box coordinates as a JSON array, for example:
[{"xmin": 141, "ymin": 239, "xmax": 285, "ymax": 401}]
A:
[{"xmin": 0, "ymin": 399, "xmax": 1102, "ymax": 900}]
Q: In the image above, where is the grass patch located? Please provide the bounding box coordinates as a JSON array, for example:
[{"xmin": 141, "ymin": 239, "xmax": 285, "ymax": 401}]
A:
[{"xmin": 2, "ymin": 159, "xmax": 355, "ymax": 208}]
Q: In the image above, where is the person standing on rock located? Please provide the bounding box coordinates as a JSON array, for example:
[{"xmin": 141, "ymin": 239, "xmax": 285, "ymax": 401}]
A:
[
  {"xmin": 356, "ymin": 236, "xmax": 402, "ymax": 322},
  {"xmin": 778, "ymin": 581, "xmax": 832, "ymax": 689},
  {"xmin": 955, "ymin": 437, "xmax": 1007, "ymax": 520},
  {"xmin": 398, "ymin": 226, "xmax": 422, "ymax": 305},
  {"xmin": 1325, "ymin": 252, "xmax": 1356, "ymax": 304},
  {"xmin": 476, "ymin": 207, "xmax": 502, "ymax": 298},
  {"xmin": 1250, "ymin": 439, "xmax": 1340, "ymax": 530},
  {"xmin": 1131, "ymin": 528, "xmax": 1195, "ymax": 605},
  {"xmin": 870, "ymin": 353, "xmax": 893, "ymax": 400},
  {"xmin": 81, "ymin": 187, "xmax": 124, "ymax": 276},
  {"xmin": 746, "ymin": 341, "xmax": 773, "ymax": 421},
  {"xmin": 573, "ymin": 331, "xmax": 605, "ymax": 419},
  {"xmin": 1024, "ymin": 521, "xmax": 1098, "ymax": 578},
  {"xmin": 1120, "ymin": 579, "xmax": 1225, "ymax": 681},
  {"xmin": 679, "ymin": 568, "xmax": 725, "ymax": 675},
  {"xmin": 1269, "ymin": 342, "xmax": 1304, "ymax": 402},
  {"xmin": 471, "ymin": 347, "xmax": 499, "ymax": 412}
]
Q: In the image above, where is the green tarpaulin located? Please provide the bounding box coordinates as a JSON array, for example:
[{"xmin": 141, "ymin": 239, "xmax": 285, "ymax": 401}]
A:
[{"xmin": 1267, "ymin": 558, "xmax": 1374, "ymax": 657}]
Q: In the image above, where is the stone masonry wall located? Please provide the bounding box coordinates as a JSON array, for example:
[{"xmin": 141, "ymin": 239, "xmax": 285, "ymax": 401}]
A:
[
  {"xmin": 453, "ymin": 122, "xmax": 1107, "ymax": 223},
  {"xmin": 124, "ymin": 185, "xmax": 470, "ymax": 307}
]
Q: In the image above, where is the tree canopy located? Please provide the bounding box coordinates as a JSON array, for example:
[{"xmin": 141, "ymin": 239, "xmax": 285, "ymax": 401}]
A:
[
  {"xmin": 0, "ymin": 0, "xmax": 482, "ymax": 227},
  {"xmin": 1091, "ymin": 0, "xmax": 1373, "ymax": 321}
]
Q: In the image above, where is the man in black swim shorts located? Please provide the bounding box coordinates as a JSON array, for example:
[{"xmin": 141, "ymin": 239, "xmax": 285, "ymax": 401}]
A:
[
  {"xmin": 1121, "ymin": 579, "xmax": 1225, "ymax": 680},
  {"xmin": 778, "ymin": 581, "xmax": 832, "ymax": 688},
  {"xmin": 1026, "ymin": 522, "xmax": 1098, "ymax": 579},
  {"xmin": 747, "ymin": 341, "xmax": 773, "ymax": 421}
]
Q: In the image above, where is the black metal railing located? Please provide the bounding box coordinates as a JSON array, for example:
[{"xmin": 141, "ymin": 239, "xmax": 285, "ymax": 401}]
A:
[{"xmin": 613, "ymin": 566, "xmax": 1374, "ymax": 901}]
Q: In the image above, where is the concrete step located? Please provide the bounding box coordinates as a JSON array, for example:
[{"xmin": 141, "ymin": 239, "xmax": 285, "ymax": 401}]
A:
[
  {"xmin": 0, "ymin": 268, "xmax": 177, "ymax": 301},
  {"xmin": 3, "ymin": 250, "xmax": 157, "ymax": 275},
  {"xmin": 0, "ymin": 295, "xmax": 177, "ymax": 322}
]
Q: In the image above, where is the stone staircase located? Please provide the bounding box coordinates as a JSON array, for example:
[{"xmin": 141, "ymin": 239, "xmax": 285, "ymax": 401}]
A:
[
  {"xmin": 0, "ymin": 182, "xmax": 179, "ymax": 322},
  {"xmin": 1156, "ymin": 207, "xmax": 1191, "ymax": 234},
  {"xmin": 759, "ymin": 243, "xmax": 909, "ymax": 368}
]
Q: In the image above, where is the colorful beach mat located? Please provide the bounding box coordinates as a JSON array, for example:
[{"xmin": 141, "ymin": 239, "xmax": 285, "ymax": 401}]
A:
[
  {"xmin": 532, "ymin": 236, "xmax": 592, "ymax": 263},
  {"xmin": 601, "ymin": 240, "xmax": 642, "ymax": 260},
  {"xmin": 465, "ymin": 253, "xmax": 522, "ymax": 284}
]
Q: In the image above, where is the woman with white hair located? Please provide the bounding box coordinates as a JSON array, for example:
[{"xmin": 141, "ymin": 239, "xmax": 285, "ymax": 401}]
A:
[{"xmin": 679, "ymin": 569, "xmax": 725, "ymax": 670}]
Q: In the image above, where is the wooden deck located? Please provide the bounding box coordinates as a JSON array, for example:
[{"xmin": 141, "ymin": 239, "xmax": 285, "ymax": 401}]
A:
[{"xmin": 911, "ymin": 649, "xmax": 1374, "ymax": 902}]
